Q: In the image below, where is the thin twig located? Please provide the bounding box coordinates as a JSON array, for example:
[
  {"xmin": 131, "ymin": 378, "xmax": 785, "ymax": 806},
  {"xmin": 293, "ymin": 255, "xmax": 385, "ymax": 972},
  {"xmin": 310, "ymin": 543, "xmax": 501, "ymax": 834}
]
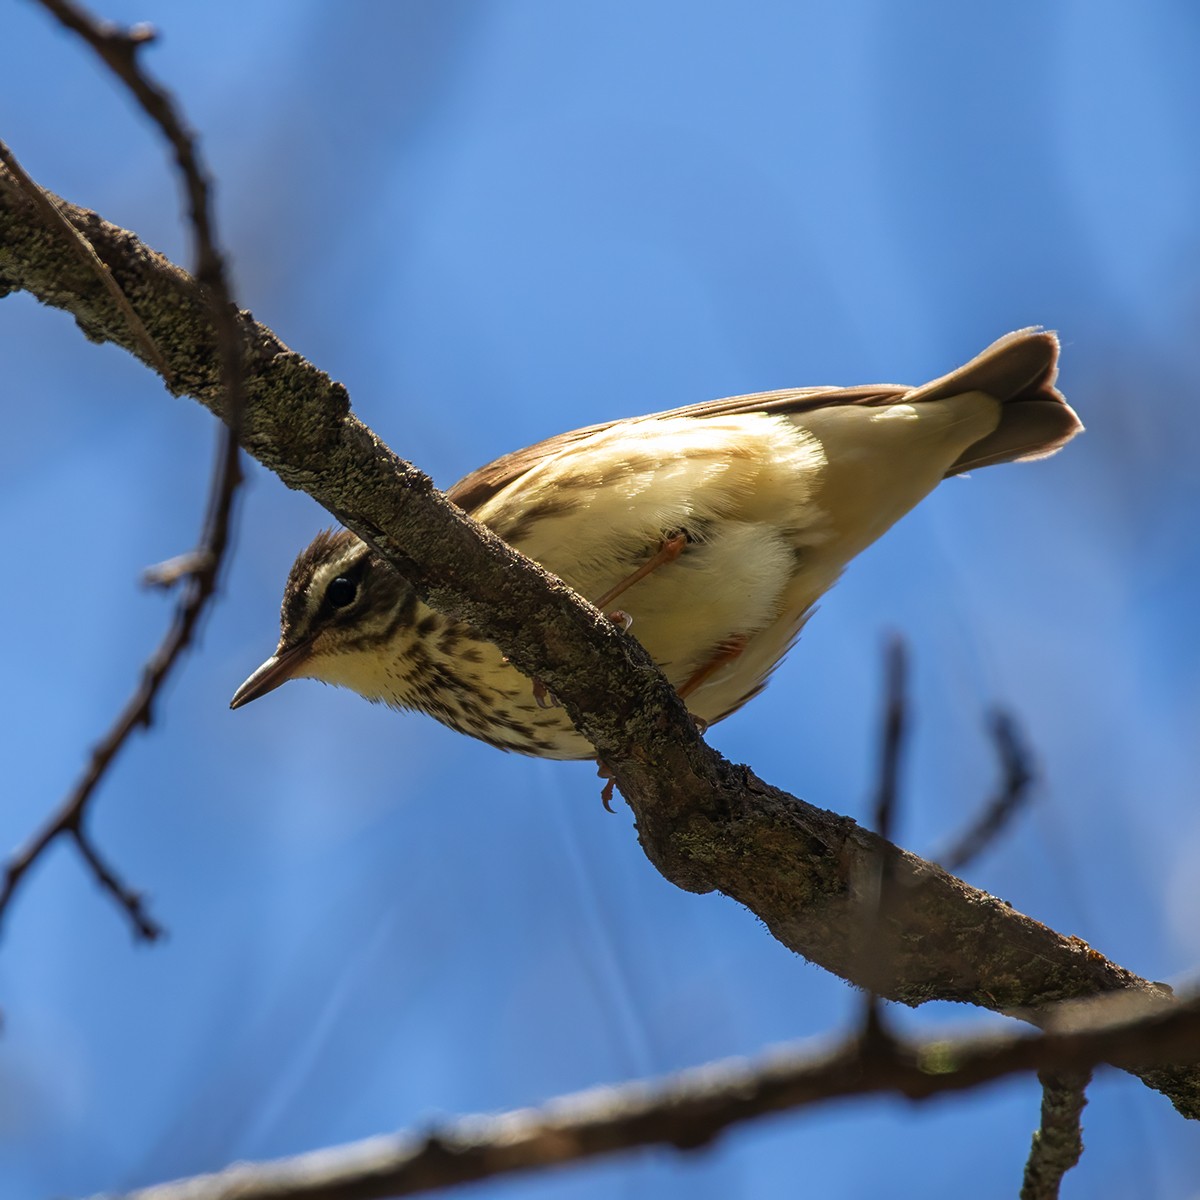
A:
[
  {"xmin": 940, "ymin": 708, "xmax": 1037, "ymax": 872},
  {"xmin": 34, "ymin": 0, "xmax": 246, "ymax": 440},
  {"xmin": 35, "ymin": 2, "xmax": 231, "ymax": 321},
  {"xmin": 0, "ymin": 0, "xmax": 244, "ymax": 940},
  {"xmin": 95, "ymin": 992, "xmax": 1198, "ymax": 1200},
  {"xmin": 861, "ymin": 635, "xmax": 908, "ymax": 1042},
  {"xmin": 68, "ymin": 828, "xmax": 161, "ymax": 940},
  {"xmin": 142, "ymin": 550, "xmax": 216, "ymax": 589},
  {"xmin": 872, "ymin": 635, "xmax": 907, "ymax": 844},
  {"xmin": 0, "ymin": 447, "xmax": 238, "ymax": 939},
  {"xmin": 0, "ymin": 137, "xmax": 172, "ymax": 382},
  {"xmin": 1020, "ymin": 1068, "xmax": 1092, "ymax": 1200}
]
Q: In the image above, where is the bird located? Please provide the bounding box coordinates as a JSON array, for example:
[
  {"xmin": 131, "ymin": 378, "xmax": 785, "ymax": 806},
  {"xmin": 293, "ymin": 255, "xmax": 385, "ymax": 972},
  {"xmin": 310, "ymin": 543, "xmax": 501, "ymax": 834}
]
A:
[{"xmin": 231, "ymin": 328, "xmax": 1081, "ymax": 761}]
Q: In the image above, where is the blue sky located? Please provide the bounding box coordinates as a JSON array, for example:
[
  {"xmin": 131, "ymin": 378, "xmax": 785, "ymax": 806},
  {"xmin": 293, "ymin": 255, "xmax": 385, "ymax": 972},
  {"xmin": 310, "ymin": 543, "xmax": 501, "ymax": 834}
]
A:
[{"xmin": 3, "ymin": 2, "xmax": 1200, "ymax": 1197}]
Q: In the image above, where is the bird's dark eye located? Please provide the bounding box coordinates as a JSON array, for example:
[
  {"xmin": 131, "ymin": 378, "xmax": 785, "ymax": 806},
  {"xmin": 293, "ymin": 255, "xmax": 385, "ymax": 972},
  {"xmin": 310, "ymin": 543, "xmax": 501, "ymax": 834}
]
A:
[{"xmin": 326, "ymin": 576, "xmax": 358, "ymax": 609}]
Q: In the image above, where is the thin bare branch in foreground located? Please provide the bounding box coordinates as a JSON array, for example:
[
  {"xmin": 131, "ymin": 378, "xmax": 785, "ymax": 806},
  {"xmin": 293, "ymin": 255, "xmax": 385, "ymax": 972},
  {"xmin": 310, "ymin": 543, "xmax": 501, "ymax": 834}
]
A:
[
  {"xmin": 98, "ymin": 993, "xmax": 1200, "ymax": 1200},
  {"xmin": 36, "ymin": 0, "xmax": 230, "ymax": 313},
  {"xmin": 0, "ymin": 0, "xmax": 244, "ymax": 939},
  {"xmin": 31, "ymin": 0, "xmax": 246, "ymax": 428},
  {"xmin": 1020, "ymin": 1069, "xmax": 1092, "ymax": 1200},
  {"xmin": 940, "ymin": 709, "xmax": 1037, "ymax": 872}
]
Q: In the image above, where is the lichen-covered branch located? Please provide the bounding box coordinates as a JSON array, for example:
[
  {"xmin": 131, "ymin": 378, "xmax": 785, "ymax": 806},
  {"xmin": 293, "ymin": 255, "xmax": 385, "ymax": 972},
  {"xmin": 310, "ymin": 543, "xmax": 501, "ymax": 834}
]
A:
[{"xmin": 1020, "ymin": 1069, "xmax": 1091, "ymax": 1200}]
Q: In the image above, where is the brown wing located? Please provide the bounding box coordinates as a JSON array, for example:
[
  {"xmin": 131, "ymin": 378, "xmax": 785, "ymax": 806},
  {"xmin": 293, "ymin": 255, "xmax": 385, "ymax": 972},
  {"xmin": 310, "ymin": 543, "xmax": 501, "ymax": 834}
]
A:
[
  {"xmin": 446, "ymin": 328, "xmax": 1080, "ymax": 513},
  {"xmin": 445, "ymin": 382, "xmax": 901, "ymax": 513}
]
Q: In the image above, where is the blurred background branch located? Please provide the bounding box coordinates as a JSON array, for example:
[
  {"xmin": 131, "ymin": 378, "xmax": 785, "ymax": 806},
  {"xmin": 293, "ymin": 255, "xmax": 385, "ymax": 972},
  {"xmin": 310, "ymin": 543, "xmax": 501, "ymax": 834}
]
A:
[
  {"xmin": 0, "ymin": 0, "xmax": 243, "ymax": 941},
  {"xmin": 107, "ymin": 988, "xmax": 1198, "ymax": 1200}
]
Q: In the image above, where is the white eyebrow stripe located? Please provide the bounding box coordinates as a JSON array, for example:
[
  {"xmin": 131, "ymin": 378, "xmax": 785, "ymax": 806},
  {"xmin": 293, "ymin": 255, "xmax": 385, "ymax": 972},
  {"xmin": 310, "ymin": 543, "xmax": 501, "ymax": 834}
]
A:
[{"xmin": 303, "ymin": 545, "xmax": 370, "ymax": 620}]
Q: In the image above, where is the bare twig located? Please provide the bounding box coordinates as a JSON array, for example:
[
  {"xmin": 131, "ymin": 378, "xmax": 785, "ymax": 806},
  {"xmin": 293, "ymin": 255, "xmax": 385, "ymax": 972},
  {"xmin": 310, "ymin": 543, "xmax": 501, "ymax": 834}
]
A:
[
  {"xmin": 94, "ymin": 992, "xmax": 1199, "ymax": 1200},
  {"xmin": 68, "ymin": 827, "xmax": 160, "ymax": 941},
  {"xmin": 1020, "ymin": 1069, "xmax": 1092, "ymax": 1200},
  {"xmin": 0, "ymin": 428, "xmax": 240, "ymax": 939},
  {"xmin": 35, "ymin": 1, "xmax": 230, "ymax": 316},
  {"xmin": 0, "ymin": 0, "xmax": 244, "ymax": 939},
  {"xmin": 0, "ymin": 136, "xmax": 172, "ymax": 381},
  {"xmin": 872, "ymin": 636, "xmax": 908, "ymax": 846},
  {"xmin": 861, "ymin": 635, "xmax": 909, "ymax": 1042},
  {"xmin": 940, "ymin": 709, "xmax": 1037, "ymax": 872},
  {"xmin": 142, "ymin": 551, "xmax": 216, "ymax": 589}
]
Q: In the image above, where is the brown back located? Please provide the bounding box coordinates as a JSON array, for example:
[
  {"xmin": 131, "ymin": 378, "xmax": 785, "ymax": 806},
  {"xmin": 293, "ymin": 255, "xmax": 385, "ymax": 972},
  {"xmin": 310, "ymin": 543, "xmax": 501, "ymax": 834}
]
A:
[{"xmin": 448, "ymin": 328, "xmax": 1081, "ymax": 513}]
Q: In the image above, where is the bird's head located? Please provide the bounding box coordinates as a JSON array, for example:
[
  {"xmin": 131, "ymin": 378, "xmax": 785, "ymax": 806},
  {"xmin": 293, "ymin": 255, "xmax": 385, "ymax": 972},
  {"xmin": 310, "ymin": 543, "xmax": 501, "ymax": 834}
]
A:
[{"xmin": 230, "ymin": 528, "xmax": 416, "ymax": 709}]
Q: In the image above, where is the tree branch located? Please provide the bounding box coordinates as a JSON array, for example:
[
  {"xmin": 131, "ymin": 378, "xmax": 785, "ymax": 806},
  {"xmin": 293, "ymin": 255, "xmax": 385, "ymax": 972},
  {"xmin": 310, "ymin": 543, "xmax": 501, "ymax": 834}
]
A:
[
  {"xmin": 1020, "ymin": 1068, "xmax": 1091, "ymax": 1200},
  {"xmin": 91, "ymin": 992, "xmax": 1200, "ymax": 1200},
  {"xmin": 1, "ymin": 171, "xmax": 1196, "ymax": 1117},
  {"xmin": 0, "ymin": 0, "xmax": 244, "ymax": 938},
  {"xmin": 0, "ymin": 136, "xmax": 171, "ymax": 382}
]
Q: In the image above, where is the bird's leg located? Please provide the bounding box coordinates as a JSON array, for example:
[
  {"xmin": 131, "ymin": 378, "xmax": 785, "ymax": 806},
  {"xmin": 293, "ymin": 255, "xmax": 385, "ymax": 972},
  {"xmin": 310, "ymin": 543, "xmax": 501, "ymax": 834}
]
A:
[
  {"xmin": 677, "ymin": 635, "xmax": 749, "ymax": 700},
  {"xmin": 596, "ymin": 642, "xmax": 730, "ymax": 808},
  {"xmin": 593, "ymin": 531, "xmax": 689, "ymax": 615},
  {"xmin": 531, "ymin": 532, "xmax": 687, "ymax": 716},
  {"xmin": 597, "ymin": 761, "xmax": 618, "ymax": 812}
]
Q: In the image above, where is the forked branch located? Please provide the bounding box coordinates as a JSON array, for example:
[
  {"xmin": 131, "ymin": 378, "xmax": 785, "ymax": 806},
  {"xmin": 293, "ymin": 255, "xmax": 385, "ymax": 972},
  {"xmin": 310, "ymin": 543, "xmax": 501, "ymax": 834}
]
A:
[{"xmin": 0, "ymin": 0, "xmax": 243, "ymax": 939}]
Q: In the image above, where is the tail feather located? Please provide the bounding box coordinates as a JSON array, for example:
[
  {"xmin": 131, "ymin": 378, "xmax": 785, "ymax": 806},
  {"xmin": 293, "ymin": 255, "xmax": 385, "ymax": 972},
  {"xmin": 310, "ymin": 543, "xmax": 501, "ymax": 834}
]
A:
[{"xmin": 907, "ymin": 328, "xmax": 1083, "ymax": 474}]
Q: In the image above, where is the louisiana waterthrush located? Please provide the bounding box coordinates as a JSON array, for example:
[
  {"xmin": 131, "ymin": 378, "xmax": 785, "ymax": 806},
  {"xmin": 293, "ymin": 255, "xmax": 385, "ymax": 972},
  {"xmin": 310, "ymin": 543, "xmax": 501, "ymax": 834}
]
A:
[{"xmin": 231, "ymin": 328, "xmax": 1080, "ymax": 759}]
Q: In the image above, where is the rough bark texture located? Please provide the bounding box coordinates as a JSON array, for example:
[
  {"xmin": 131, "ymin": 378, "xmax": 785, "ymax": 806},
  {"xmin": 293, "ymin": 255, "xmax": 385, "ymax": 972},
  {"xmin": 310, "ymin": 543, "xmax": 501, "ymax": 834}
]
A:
[
  {"xmin": 1020, "ymin": 1069, "xmax": 1091, "ymax": 1200},
  {"xmin": 2, "ymin": 167, "xmax": 1194, "ymax": 1116}
]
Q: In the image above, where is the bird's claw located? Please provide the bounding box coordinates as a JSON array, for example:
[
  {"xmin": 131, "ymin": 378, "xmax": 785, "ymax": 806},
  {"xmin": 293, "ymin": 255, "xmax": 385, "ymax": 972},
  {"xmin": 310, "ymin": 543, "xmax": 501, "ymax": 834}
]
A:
[{"xmin": 597, "ymin": 762, "xmax": 618, "ymax": 812}]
